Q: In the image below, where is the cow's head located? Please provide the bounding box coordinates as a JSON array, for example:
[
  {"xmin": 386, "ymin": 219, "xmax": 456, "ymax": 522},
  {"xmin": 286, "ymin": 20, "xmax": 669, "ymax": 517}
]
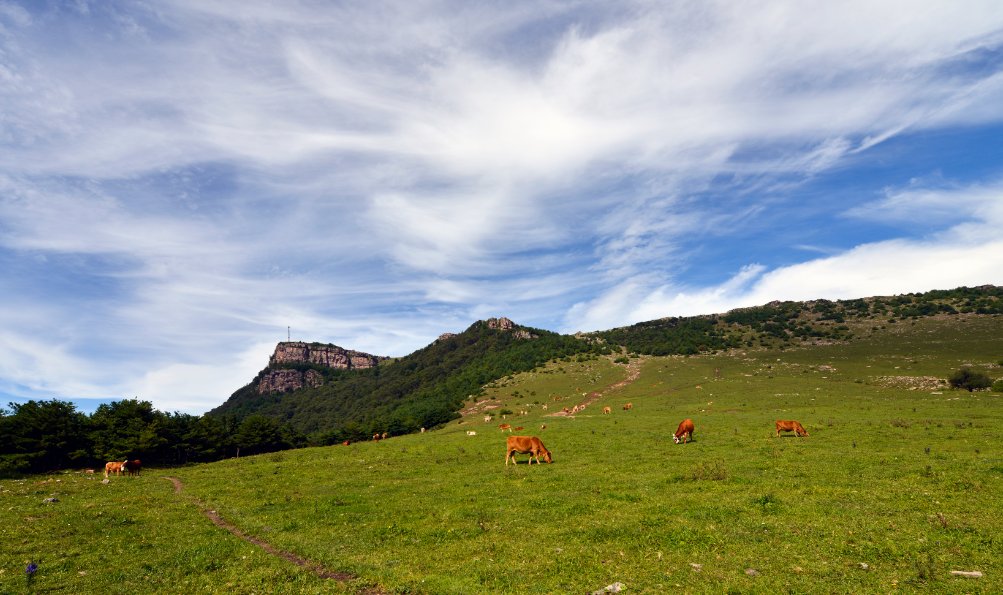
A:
[
  {"xmin": 543, "ymin": 449, "xmax": 553, "ymax": 464},
  {"xmin": 673, "ymin": 434, "xmax": 681, "ymax": 444}
]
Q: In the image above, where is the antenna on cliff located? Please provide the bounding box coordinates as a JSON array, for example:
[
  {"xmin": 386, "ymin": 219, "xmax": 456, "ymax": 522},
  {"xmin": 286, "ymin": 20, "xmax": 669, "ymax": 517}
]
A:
[{"xmin": 287, "ymin": 326, "xmax": 291, "ymax": 342}]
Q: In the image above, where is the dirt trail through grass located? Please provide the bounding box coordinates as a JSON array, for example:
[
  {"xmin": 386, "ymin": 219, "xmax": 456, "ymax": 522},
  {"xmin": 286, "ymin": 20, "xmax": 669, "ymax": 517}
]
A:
[
  {"xmin": 163, "ymin": 476, "xmax": 378, "ymax": 589},
  {"xmin": 550, "ymin": 357, "xmax": 645, "ymax": 415}
]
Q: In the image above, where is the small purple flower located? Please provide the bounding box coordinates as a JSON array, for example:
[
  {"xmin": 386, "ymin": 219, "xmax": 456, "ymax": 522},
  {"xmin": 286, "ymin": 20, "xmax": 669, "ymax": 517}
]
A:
[{"xmin": 26, "ymin": 561, "xmax": 38, "ymax": 586}]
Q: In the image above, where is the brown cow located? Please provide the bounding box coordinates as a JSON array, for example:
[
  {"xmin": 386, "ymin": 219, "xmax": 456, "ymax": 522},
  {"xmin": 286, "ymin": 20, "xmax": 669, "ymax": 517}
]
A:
[
  {"xmin": 623, "ymin": 402, "xmax": 633, "ymax": 411},
  {"xmin": 775, "ymin": 420, "xmax": 809, "ymax": 437},
  {"xmin": 123, "ymin": 459, "xmax": 142, "ymax": 476},
  {"xmin": 498, "ymin": 423, "xmax": 513, "ymax": 432},
  {"xmin": 505, "ymin": 436, "xmax": 553, "ymax": 466},
  {"xmin": 673, "ymin": 419, "xmax": 695, "ymax": 444},
  {"xmin": 603, "ymin": 406, "xmax": 612, "ymax": 414},
  {"xmin": 104, "ymin": 461, "xmax": 125, "ymax": 478}
]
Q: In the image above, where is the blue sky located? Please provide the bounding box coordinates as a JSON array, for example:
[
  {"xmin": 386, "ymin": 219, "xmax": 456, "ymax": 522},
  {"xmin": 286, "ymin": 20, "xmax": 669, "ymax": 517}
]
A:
[{"xmin": 1, "ymin": 1, "xmax": 1002, "ymax": 414}]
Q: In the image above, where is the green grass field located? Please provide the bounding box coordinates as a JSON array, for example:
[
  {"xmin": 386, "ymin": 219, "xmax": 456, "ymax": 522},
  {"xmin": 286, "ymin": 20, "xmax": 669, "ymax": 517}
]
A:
[{"xmin": 3, "ymin": 315, "xmax": 1002, "ymax": 593}]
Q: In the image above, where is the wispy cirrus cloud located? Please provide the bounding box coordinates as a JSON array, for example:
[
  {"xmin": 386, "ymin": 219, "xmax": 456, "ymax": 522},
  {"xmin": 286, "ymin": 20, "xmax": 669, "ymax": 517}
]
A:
[{"xmin": 1, "ymin": 1, "xmax": 1002, "ymax": 412}]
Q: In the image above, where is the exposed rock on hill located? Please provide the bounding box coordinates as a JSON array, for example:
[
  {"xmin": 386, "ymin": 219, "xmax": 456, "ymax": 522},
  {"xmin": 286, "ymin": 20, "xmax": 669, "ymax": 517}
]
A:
[
  {"xmin": 256, "ymin": 342, "xmax": 387, "ymax": 395},
  {"xmin": 486, "ymin": 317, "xmax": 515, "ymax": 331},
  {"xmin": 257, "ymin": 368, "xmax": 325, "ymax": 394},
  {"xmin": 486, "ymin": 317, "xmax": 538, "ymax": 339},
  {"xmin": 270, "ymin": 342, "xmax": 384, "ymax": 369}
]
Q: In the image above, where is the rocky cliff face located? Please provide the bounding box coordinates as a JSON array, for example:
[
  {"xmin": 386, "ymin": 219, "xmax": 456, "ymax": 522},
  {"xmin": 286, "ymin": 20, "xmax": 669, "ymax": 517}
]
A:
[
  {"xmin": 256, "ymin": 342, "xmax": 387, "ymax": 395},
  {"xmin": 269, "ymin": 342, "xmax": 385, "ymax": 369},
  {"xmin": 486, "ymin": 317, "xmax": 515, "ymax": 331},
  {"xmin": 257, "ymin": 368, "xmax": 325, "ymax": 394},
  {"xmin": 486, "ymin": 317, "xmax": 537, "ymax": 340}
]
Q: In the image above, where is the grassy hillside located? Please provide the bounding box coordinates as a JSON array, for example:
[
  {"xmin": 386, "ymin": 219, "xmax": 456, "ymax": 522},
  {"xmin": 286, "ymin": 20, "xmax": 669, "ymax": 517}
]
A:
[
  {"xmin": 210, "ymin": 286, "xmax": 1002, "ymax": 445},
  {"xmin": 3, "ymin": 313, "xmax": 1002, "ymax": 593}
]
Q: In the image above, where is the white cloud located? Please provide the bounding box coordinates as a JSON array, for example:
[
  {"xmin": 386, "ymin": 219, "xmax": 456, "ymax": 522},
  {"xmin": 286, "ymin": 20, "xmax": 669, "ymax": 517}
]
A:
[
  {"xmin": 2, "ymin": 2, "xmax": 1003, "ymax": 412},
  {"xmin": 565, "ymin": 185, "xmax": 1003, "ymax": 331},
  {"xmin": 124, "ymin": 341, "xmax": 274, "ymax": 413}
]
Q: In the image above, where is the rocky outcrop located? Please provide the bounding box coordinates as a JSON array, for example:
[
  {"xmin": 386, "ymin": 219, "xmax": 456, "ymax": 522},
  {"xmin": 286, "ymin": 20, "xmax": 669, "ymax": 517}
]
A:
[
  {"xmin": 269, "ymin": 342, "xmax": 385, "ymax": 369},
  {"xmin": 256, "ymin": 342, "xmax": 387, "ymax": 395},
  {"xmin": 438, "ymin": 333, "xmax": 457, "ymax": 342},
  {"xmin": 485, "ymin": 317, "xmax": 537, "ymax": 339},
  {"xmin": 486, "ymin": 317, "xmax": 515, "ymax": 331},
  {"xmin": 258, "ymin": 368, "xmax": 325, "ymax": 394}
]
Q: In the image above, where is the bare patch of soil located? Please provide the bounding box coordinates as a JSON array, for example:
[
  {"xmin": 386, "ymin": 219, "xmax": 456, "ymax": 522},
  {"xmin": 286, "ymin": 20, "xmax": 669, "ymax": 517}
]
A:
[{"xmin": 873, "ymin": 376, "xmax": 949, "ymax": 391}]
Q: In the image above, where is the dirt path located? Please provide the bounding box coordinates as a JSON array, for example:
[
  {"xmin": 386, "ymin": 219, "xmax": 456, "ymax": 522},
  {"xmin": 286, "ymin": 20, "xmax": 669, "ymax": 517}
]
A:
[
  {"xmin": 163, "ymin": 476, "xmax": 378, "ymax": 589},
  {"xmin": 549, "ymin": 357, "xmax": 646, "ymax": 416}
]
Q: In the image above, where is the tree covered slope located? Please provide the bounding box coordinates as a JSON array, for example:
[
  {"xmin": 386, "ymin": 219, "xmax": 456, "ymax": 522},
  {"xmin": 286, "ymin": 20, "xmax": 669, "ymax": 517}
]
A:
[{"xmin": 208, "ymin": 319, "xmax": 607, "ymax": 439}]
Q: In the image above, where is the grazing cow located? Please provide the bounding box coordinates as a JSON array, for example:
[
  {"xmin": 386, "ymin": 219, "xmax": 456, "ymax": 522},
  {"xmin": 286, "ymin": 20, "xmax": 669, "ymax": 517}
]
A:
[
  {"xmin": 673, "ymin": 419, "xmax": 695, "ymax": 444},
  {"xmin": 542, "ymin": 404, "xmax": 548, "ymax": 411},
  {"xmin": 104, "ymin": 461, "xmax": 125, "ymax": 478},
  {"xmin": 484, "ymin": 415, "xmax": 492, "ymax": 423},
  {"xmin": 505, "ymin": 436, "xmax": 553, "ymax": 466},
  {"xmin": 623, "ymin": 402, "xmax": 633, "ymax": 411},
  {"xmin": 123, "ymin": 459, "xmax": 142, "ymax": 476},
  {"xmin": 513, "ymin": 426, "xmax": 524, "ymax": 431},
  {"xmin": 342, "ymin": 440, "xmax": 351, "ymax": 446},
  {"xmin": 603, "ymin": 406, "xmax": 612, "ymax": 415},
  {"xmin": 373, "ymin": 433, "xmax": 380, "ymax": 441},
  {"xmin": 498, "ymin": 423, "xmax": 512, "ymax": 432},
  {"xmin": 540, "ymin": 424, "xmax": 546, "ymax": 430},
  {"xmin": 420, "ymin": 427, "xmax": 426, "ymax": 433},
  {"xmin": 775, "ymin": 420, "xmax": 809, "ymax": 437},
  {"xmin": 382, "ymin": 432, "xmax": 388, "ymax": 440}
]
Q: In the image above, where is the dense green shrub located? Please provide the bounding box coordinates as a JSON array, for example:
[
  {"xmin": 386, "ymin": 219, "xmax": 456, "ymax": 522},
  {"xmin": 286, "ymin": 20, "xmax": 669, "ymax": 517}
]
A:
[{"xmin": 948, "ymin": 367, "xmax": 992, "ymax": 392}]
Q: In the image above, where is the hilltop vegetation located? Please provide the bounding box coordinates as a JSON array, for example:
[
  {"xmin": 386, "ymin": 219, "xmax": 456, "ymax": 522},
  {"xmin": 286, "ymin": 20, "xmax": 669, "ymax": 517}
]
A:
[{"xmin": 594, "ymin": 285, "xmax": 1003, "ymax": 356}]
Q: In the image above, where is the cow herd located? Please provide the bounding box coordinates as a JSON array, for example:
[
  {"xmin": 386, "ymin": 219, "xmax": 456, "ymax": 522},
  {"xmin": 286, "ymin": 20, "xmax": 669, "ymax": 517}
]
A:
[
  {"xmin": 103, "ymin": 459, "xmax": 141, "ymax": 478},
  {"xmin": 102, "ymin": 411, "xmax": 807, "ymax": 474},
  {"xmin": 497, "ymin": 402, "xmax": 810, "ymax": 466},
  {"xmin": 97, "ymin": 408, "xmax": 806, "ymax": 475}
]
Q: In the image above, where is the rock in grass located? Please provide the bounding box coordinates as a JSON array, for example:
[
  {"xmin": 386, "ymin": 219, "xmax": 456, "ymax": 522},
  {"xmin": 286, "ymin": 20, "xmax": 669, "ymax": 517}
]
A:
[
  {"xmin": 42, "ymin": 497, "xmax": 58, "ymax": 504},
  {"xmin": 950, "ymin": 570, "xmax": 983, "ymax": 579},
  {"xmin": 589, "ymin": 581, "xmax": 625, "ymax": 594},
  {"xmin": 858, "ymin": 563, "xmax": 869, "ymax": 570},
  {"xmin": 689, "ymin": 563, "xmax": 702, "ymax": 572},
  {"xmin": 745, "ymin": 568, "xmax": 760, "ymax": 577}
]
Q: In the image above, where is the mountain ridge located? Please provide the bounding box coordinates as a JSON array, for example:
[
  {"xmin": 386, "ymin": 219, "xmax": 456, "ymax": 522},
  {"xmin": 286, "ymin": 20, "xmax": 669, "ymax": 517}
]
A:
[{"xmin": 209, "ymin": 286, "xmax": 1003, "ymax": 441}]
